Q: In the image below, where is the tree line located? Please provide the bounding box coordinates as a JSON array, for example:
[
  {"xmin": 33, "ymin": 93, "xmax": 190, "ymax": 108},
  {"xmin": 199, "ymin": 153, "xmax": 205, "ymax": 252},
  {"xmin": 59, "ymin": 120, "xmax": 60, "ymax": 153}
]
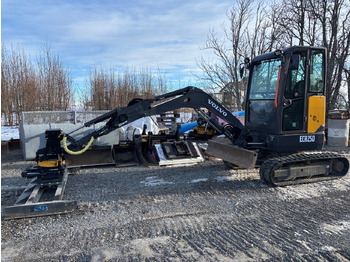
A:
[
  {"xmin": 1, "ymin": 45, "xmax": 168, "ymax": 126},
  {"xmin": 80, "ymin": 66, "xmax": 167, "ymax": 110},
  {"xmin": 1, "ymin": 44, "xmax": 73, "ymax": 125}
]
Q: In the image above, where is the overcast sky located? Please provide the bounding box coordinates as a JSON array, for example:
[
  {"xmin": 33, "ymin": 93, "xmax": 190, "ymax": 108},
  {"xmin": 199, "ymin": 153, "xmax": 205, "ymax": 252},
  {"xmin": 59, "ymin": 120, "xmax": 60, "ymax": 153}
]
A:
[{"xmin": 2, "ymin": 0, "xmax": 234, "ymax": 89}]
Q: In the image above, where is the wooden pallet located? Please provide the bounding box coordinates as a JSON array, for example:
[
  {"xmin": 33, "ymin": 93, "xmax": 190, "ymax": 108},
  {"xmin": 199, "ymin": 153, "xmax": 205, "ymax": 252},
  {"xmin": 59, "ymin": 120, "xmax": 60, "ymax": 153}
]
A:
[{"xmin": 156, "ymin": 111, "xmax": 181, "ymax": 131}]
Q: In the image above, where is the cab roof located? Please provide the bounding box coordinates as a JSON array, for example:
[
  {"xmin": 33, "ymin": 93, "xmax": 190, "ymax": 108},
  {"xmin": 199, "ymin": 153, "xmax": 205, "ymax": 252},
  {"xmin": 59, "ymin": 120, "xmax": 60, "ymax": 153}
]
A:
[{"xmin": 251, "ymin": 46, "xmax": 325, "ymax": 63}]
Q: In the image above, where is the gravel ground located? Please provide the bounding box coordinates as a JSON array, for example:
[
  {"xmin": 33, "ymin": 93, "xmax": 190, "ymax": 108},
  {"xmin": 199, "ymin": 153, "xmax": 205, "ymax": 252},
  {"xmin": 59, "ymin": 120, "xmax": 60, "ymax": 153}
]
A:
[{"xmin": 2, "ymin": 147, "xmax": 350, "ymax": 261}]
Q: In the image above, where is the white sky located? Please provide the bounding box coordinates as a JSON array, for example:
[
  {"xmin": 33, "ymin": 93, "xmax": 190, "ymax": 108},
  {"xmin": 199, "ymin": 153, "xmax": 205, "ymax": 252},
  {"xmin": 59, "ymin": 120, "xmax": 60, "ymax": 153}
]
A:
[{"xmin": 2, "ymin": 0, "xmax": 234, "ymax": 89}]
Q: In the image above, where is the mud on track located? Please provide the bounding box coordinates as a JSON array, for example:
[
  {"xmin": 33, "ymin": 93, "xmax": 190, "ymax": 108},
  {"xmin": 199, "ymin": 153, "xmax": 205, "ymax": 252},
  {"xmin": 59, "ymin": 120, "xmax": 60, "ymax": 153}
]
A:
[{"xmin": 2, "ymin": 149, "xmax": 350, "ymax": 261}]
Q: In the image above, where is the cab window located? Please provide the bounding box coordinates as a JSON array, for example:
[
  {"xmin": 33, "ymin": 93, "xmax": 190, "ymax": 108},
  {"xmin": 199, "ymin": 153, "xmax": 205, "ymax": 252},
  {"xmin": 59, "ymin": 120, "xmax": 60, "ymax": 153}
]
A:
[
  {"xmin": 309, "ymin": 50, "xmax": 325, "ymax": 93},
  {"xmin": 249, "ymin": 58, "xmax": 281, "ymax": 100}
]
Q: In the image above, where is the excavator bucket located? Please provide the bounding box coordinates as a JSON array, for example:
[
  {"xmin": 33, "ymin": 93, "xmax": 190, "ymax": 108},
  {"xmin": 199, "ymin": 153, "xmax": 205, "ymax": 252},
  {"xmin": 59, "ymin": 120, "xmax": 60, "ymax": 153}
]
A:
[
  {"xmin": 206, "ymin": 137, "xmax": 258, "ymax": 169},
  {"xmin": 113, "ymin": 141, "xmax": 140, "ymax": 167},
  {"xmin": 65, "ymin": 146, "xmax": 115, "ymax": 168},
  {"xmin": 136, "ymin": 139, "xmax": 159, "ymax": 167}
]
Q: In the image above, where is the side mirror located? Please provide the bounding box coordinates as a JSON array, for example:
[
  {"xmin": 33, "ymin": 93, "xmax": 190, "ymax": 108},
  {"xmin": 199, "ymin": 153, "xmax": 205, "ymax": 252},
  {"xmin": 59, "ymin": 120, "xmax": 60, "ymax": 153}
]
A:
[
  {"xmin": 239, "ymin": 65, "xmax": 245, "ymax": 79},
  {"xmin": 290, "ymin": 54, "xmax": 301, "ymax": 70},
  {"xmin": 239, "ymin": 57, "xmax": 250, "ymax": 79}
]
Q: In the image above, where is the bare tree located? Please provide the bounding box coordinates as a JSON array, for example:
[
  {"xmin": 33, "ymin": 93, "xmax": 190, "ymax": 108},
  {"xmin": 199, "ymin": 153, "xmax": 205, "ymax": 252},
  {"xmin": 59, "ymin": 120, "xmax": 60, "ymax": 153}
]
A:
[
  {"xmin": 83, "ymin": 66, "xmax": 168, "ymax": 110},
  {"xmin": 274, "ymin": 0, "xmax": 350, "ymax": 110},
  {"xmin": 306, "ymin": 0, "xmax": 350, "ymax": 110},
  {"xmin": 1, "ymin": 44, "xmax": 73, "ymax": 125},
  {"xmin": 1, "ymin": 45, "xmax": 37, "ymax": 125},
  {"xmin": 199, "ymin": 0, "xmax": 350, "ymax": 110},
  {"xmin": 36, "ymin": 44, "xmax": 73, "ymax": 111},
  {"xmin": 272, "ymin": 0, "xmax": 313, "ymax": 46},
  {"xmin": 197, "ymin": 0, "xmax": 275, "ymax": 110},
  {"xmin": 1, "ymin": 45, "xmax": 14, "ymax": 125},
  {"xmin": 344, "ymin": 68, "xmax": 350, "ymax": 109}
]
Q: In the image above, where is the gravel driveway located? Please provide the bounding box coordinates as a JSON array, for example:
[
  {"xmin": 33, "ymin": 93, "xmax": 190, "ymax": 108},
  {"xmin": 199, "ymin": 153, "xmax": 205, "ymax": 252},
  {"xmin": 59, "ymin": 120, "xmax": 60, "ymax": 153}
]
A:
[{"xmin": 2, "ymin": 148, "xmax": 350, "ymax": 261}]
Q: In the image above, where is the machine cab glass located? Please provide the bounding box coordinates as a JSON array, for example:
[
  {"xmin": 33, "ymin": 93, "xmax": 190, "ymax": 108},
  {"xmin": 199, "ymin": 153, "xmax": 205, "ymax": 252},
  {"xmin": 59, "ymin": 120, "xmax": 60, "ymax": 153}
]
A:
[
  {"xmin": 246, "ymin": 46, "xmax": 326, "ymax": 136},
  {"xmin": 282, "ymin": 52, "xmax": 307, "ymax": 131},
  {"xmin": 246, "ymin": 55, "xmax": 281, "ymax": 133}
]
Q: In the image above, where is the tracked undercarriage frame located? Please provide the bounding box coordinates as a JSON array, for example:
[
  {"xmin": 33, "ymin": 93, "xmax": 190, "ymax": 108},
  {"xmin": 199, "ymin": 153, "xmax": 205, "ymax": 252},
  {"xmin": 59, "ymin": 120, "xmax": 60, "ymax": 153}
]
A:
[{"xmin": 259, "ymin": 152, "xmax": 349, "ymax": 186}]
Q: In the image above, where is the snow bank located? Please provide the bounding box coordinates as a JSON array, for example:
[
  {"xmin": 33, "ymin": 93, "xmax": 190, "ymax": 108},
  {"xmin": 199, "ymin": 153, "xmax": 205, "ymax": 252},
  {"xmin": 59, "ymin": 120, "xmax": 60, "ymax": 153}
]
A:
[{"xmin": 1, "ymin": 126, "xmax": 19, "ymax": 141}]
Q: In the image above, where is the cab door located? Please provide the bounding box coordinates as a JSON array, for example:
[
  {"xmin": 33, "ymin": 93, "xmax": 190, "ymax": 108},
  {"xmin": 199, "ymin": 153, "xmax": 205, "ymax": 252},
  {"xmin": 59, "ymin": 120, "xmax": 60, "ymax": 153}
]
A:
[
  {"xmin": 282, "ymin": 48, "xmax": 326, "ymax": 135},
  {"xmin": 307, "ymin": 50, "xmax": 326, "ymax": 133},
  {"xmin": 282, "ymin": 51, "xmax": 307, "ymax": 132}
]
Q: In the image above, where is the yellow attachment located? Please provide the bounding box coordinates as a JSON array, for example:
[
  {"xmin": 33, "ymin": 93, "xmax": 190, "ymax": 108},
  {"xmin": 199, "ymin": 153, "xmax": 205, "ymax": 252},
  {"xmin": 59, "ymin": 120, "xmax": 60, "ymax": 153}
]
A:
[
  {"xmin": 307, "ymin": 96, "xmax": 326, "ymax": 133},
  {"xmin": 62, "ymin": 136, "xmax": 94, "ymax": 155},
  {"xmin": 38, "ymin": 157, "xmax": 64, "ymax": 168},
  {"xmin": 194, "ymin": 126, "xmax": 214, "ymax": 136}
]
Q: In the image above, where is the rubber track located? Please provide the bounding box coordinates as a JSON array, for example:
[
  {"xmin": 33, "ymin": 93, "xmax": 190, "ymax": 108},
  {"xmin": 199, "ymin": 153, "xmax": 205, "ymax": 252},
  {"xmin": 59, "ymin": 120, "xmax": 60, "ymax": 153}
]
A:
[{"xmin": 259, "ymin": 152, "xmax": 349, "ymax": 186}]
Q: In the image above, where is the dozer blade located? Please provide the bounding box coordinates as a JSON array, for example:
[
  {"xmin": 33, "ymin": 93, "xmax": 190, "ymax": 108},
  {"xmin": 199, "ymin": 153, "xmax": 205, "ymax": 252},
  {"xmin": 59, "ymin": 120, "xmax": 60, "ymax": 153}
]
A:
[{"xmin": 206, "ymin": 137, "xmax": 257, "ymax": 169}]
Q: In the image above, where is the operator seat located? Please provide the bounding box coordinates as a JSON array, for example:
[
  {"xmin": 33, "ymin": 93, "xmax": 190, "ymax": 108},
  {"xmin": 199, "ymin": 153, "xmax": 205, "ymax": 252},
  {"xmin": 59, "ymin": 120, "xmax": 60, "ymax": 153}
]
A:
[{"xmin": 292, "ymin": 80, "xmax": 305, "ymax": 98}]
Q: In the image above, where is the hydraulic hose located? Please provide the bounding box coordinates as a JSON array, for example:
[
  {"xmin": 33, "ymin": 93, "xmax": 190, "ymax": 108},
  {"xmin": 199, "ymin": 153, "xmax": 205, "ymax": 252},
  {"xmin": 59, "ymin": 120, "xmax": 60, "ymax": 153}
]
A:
[{"xmin": 62, "ymin": 136, "xmax": 94, "ymax": 155}]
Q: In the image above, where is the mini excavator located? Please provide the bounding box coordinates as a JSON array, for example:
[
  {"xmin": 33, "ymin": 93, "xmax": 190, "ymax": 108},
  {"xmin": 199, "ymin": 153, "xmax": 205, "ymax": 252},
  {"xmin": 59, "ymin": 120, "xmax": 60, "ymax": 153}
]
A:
[{"xmin": 23, "ymin": 46, "xmax": 349, "ymax": 187}]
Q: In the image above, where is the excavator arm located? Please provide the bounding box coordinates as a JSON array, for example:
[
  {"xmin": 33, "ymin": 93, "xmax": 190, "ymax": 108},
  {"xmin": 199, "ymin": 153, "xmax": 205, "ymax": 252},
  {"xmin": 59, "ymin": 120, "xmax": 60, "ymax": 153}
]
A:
[{"xmin": 68, "ymin": 86, "xmax": 247, "ymax": 149}]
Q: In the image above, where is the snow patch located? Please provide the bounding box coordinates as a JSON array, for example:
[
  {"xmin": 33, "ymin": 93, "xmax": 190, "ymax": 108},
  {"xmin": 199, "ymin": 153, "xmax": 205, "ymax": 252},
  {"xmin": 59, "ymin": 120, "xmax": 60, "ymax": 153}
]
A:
[
  {"xmin": 321, "ymin": 220, "xmax": 350, "ymax": 235},
  {"xmin": 140, "ymin": 176, "xmax": 174, "ymax": 187},
  {"xmin": 129, "ymin": 236, "xmax": 171, "ymax": 257},
  {"xmin": 1, "ymin": 126, "xmax": 19, "ymax": 141},
  {"xmin": 215, "ymin": 176, "xmax": 231, "ymax": 182},
  {"xmin": 190, "ymin": 178, "xmax": 208, "ymax": 183},
  {"xmin": 276, "ymin": 178, "xmax": 350, "ymax": 200},
  {"xmin": 320, "ymin": 246, "xmax": 336, "ymax": 252}
]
